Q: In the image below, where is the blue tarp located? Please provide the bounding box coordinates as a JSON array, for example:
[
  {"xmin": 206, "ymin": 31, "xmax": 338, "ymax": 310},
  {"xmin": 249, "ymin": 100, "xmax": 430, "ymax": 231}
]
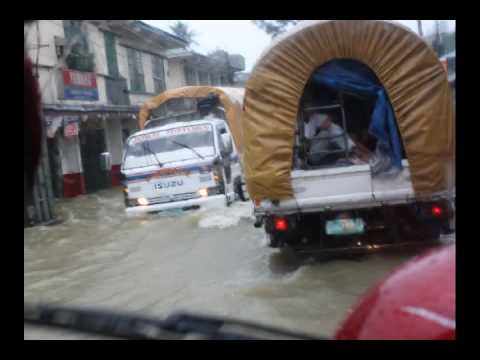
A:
[{"xmin": 311, "ymin": 59, "xmax": 403, "ymax": 170}]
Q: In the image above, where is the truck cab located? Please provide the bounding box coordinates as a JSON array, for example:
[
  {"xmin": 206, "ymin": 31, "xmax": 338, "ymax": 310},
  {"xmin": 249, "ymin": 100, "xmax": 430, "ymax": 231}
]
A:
[{"xmin": 121, "ymin": 118, "xmax": 244, "ymax": 216}]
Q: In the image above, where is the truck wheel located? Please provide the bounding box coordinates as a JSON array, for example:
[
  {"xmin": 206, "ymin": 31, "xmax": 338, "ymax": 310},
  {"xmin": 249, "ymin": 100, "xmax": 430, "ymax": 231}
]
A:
[
  {"xmin": 268, "ymin": 233, "xmax": 281, "ymax": 248},
  {"xmin": 402, "ymin": 221, "xmax": 442, "ymax": 243}
]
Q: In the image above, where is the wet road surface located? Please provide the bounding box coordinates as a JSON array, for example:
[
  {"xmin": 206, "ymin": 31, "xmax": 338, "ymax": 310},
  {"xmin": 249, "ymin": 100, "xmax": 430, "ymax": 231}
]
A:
[{"xmin": 24, "ymin": 188, "xmax": 454, "ymax": 339}]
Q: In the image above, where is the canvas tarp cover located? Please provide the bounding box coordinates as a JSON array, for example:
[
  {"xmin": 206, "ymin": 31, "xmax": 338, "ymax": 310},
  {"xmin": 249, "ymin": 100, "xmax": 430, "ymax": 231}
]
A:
[
  {"xmin": 243, "ymin": 20, "xmax": 454, "ymax": 200},
  {"xmin": 138, "ymin": 86, "xmax": 245, "ymax": 154}
]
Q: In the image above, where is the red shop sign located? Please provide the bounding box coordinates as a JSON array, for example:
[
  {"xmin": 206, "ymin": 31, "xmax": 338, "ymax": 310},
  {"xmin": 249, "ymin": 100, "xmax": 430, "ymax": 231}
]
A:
[{"xmin": 63, "ymin": 69, "xmax": 97, "ymax": 89}]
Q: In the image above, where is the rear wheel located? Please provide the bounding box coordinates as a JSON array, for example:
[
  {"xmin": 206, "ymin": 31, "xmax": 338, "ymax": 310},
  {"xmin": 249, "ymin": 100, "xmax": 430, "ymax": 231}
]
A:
[
  {"xmin": 268, "ymin": 233, "xmax": 281, "ymax": 248},
  {"xmin": 398, "ymin": 218, "xmax": 442, "ymax": 243}
]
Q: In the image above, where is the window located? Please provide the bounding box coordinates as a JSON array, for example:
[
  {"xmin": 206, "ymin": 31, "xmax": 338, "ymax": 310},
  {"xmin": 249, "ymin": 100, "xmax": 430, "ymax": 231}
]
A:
[
  {"xmin": 104, "ymin": 31, "xmax": 119, "ymax": 78},
  {"xmin": 63, "ymin": 20, "xmax": 95, "ymax": 72},
  {"xmin": 152, "ymin": 56, "xmax": 166, "ymax": 93},
  {"xmin": 184, "ymin": 66, "xmax": 197, "ymax": 85},
  {"xmin": 123, "ymin": 125, "xmax": 215, "ymax": 169},
  {"xmin": 127, "ymin": 48, "xmax": 145, "ymax": 93}
]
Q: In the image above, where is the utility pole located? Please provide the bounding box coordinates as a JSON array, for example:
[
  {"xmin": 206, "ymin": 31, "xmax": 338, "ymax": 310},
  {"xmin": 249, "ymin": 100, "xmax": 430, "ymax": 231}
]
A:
[{"xmin": 417, "ymin": 20, "xmax": 423, "ymax": 37}]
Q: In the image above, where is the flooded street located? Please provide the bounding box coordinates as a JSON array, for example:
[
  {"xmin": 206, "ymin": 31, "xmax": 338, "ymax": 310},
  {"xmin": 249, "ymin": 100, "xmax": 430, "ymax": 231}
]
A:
[{"xmin": 24, "ymin": 188, "xmax": 452, "ymax": 339}]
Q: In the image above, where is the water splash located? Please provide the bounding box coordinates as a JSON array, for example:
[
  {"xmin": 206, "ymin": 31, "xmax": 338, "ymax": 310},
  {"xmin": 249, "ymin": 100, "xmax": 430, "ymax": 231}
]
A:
[{"xmin": 197, "ymin": 201, "xmax": 253, "ymax": 229}]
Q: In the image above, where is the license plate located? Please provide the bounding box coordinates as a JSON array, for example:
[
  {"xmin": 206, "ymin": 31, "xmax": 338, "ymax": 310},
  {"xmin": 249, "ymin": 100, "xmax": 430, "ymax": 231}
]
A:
[
  {"xmin": 326, "ymin": 218, "xmax": 365, "ymax": 236},
  {"xmin": 154, "ymin": 179, "xmax": 184, "ymax": 190}
]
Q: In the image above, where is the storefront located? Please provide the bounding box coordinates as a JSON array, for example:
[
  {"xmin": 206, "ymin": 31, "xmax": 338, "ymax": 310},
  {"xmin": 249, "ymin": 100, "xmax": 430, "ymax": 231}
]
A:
[{"xmin": 44, "ymin": 104, "xmax": 140, "ymax": 198}]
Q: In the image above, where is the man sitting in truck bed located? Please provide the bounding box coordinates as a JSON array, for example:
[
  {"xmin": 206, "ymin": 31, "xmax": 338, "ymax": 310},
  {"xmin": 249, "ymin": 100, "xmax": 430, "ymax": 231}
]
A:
[{"xmin": 305, "ymin": 111, "xmax": 372, "ymax": 167}]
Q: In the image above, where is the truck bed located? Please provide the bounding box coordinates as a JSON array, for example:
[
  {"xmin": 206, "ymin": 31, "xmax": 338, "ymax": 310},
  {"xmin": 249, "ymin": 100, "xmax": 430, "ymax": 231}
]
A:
[{"xmin": 255, "ymin": 160, "xmax": 443, "ymax": 215}]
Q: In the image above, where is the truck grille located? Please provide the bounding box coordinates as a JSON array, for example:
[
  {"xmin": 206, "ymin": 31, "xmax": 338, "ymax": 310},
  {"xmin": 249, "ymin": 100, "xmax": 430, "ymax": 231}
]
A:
[
  {"xmin": 148, "ymin": 196, "xmax": 171, "ymax": 205},
  {"xmin": 173, "ymin": 192, "xmax": 199, "ymax": 201},
  {"xmin": 148, "ymin": 192, "xmax": 199, "ymax": 205}
]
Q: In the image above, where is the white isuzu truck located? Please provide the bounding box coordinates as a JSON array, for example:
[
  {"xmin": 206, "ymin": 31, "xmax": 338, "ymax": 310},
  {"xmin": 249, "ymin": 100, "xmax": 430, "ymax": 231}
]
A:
[{"xmin": 121, "ymin": 86, "xmax": 249, "ymax": 215}]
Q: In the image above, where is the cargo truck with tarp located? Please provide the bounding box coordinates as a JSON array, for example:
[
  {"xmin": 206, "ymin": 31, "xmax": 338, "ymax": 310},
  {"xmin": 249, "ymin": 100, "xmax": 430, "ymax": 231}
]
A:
[
  {"xmin": 243, "ymin": 20, "xmax": 455, "ymax": 253},
  {"xmin": 121, "ymin": 86, "xmax": 249, "ymax": 215}
]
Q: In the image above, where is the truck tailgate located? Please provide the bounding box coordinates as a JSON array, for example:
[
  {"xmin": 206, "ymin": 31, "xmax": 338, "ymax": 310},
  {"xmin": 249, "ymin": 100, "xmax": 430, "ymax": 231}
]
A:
[
  {"xmin": 256, "ymin": 161, "xmax": 417, "ymax": 215},
  {"xmin": 372, "ymin": 161, "xmax": 415, "ymax": 202},
  {"xmin": 258, "ymin": 165, "xmax": 374, "ymax": 214}
]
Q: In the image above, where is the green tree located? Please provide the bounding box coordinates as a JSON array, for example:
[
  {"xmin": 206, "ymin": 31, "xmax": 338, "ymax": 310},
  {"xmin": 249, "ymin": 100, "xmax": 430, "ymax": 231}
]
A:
[
  {"xmin": 208, "ymin": 49, "xmax": 235, "ymax": 84},
  {"xmin": 252, "ymin": 20, "xmax": 300, "ymax": 38},
  {"xmin": 169, "ymin": 21, "xmax": 198, "ymax": 47},
  {"xmin": 208, "ymin": 49, "xmax": 229, "ymax": 64}
]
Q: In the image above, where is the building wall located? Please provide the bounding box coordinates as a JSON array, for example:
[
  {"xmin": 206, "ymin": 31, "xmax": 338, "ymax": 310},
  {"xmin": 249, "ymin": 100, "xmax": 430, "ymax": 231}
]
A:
[
  {"xmin": 25, "ymin": 20, "xmax": 63, "ymax": 68},
  {"xmin": 105, "ymin": 118, "xmax": 124, "ymax": 186},
  {"xmin": 26, "ymin": 20, "xmax": 110, "ymax": 107},
  {"xmin": 166, "ymin": 59, "xmax": 186, "ymax": 89},
  {"xmin": 58, "ymin": 134, "xmax": 85, "ymax": 197}
]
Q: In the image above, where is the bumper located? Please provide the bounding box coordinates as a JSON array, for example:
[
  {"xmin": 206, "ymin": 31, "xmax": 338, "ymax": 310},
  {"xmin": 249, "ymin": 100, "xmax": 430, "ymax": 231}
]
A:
[
  {"xmin": 292, "ymin": 241, "xmax": 443, "ymax": 255},
  {"xmin": 125, "ymin": 195, "xmax": 226, "ymax": 216}
]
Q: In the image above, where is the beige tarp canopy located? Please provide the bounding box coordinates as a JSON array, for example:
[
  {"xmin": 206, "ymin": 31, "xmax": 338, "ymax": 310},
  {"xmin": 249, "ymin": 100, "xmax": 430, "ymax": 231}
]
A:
[
  {"xmin": 138, "ymin": 86, "xmax": 245, "ymax": 154},
  {"xmin": 243, "ymin": 20, "xmax": 454, "ymax": 201}
]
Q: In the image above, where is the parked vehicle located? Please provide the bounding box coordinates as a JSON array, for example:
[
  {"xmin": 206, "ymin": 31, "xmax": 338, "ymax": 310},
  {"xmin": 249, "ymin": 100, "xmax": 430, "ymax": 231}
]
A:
[
  {"xmin": 121, "ymin": 86, "xmax": 249, "ymax": 215},
  {"xmin": 243, "ymin": 20, "xmax": 455, "ymax": 253}
]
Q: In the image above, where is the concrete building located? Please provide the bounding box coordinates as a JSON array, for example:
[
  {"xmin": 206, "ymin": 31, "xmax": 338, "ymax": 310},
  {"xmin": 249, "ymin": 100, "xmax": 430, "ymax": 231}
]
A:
[{"xmin": 24, "ymin": 20, "xmax": 245, "ymax": 204}]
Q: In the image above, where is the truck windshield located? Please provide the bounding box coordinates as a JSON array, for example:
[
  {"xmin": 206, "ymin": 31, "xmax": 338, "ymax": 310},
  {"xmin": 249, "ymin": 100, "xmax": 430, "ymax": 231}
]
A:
[{"xmin": 123, "ymin": 124, "xmax": 215, "ymax": 170}]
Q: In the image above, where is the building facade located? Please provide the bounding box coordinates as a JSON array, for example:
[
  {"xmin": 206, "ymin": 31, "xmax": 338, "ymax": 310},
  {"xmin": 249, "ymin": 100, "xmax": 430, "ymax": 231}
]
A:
[{"xmin": 24, "ymin": 20, "xmax": 244, "ymax": 207}]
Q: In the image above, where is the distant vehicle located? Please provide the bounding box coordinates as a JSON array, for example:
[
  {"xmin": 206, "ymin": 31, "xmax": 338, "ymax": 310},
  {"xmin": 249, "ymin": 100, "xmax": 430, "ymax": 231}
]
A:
[
  {"xmin": 244, "ymin": 20, "xmax": 455, "ymax": 253},
  {"xmin": 121, "ymin": 86, "xmax": 249, "ymax": 215},
  {"xmin": 121, "ymin": 118, "xmax": 248, "ymax": 215}
]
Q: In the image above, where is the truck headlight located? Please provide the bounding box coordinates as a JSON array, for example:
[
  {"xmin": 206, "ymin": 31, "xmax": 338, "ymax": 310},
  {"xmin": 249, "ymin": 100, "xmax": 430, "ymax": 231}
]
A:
[
  {"xmin": 137, "ymin": 197, "xmax": 149, "ymax": 206},
  {"xmin": 198, "ymin": 188, "xmax": 208, "ymax": 197}
]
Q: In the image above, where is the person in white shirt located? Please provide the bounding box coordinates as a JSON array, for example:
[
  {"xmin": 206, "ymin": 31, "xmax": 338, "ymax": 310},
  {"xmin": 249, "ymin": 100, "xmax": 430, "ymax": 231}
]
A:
[{"xmin": 304, "ymin": 112, "xmax": 370, "ymax": 165}]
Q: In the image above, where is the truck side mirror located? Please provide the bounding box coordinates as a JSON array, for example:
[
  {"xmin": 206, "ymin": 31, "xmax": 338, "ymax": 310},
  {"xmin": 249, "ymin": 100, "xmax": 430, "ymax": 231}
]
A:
[
  {"xmin": 221, "ymin": 133, "xmax": 233, "ymax": 155},
  {"xmin": 100, "ymin": 152, "xmax": 112, "ymax": 171}
]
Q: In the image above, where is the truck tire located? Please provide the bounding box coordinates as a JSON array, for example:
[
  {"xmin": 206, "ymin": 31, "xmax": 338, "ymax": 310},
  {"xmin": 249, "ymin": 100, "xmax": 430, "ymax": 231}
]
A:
[
  {"xmin": 268, "ymin": 233, "xmax": 281, "ymax": 248},
  {"xmin": 402, "ymin": 221, "xmax": 442, "ymax": 243}
]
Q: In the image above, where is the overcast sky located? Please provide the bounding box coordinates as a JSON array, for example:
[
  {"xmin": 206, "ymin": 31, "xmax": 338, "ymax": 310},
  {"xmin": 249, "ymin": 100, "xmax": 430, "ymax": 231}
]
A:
[{"xmin": 143, "ymin": 20, "xmax": 455, "ymax": 72}]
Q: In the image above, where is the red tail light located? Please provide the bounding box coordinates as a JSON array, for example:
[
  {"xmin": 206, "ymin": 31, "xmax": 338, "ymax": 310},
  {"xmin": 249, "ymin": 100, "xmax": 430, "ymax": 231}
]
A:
[
  {"xmin": 274, "ymin": 218, "xmax": 288, "ymax": 231},
  {"xmin": 432, "ymin": 205, "xmax": 443, "ymax": 217}
]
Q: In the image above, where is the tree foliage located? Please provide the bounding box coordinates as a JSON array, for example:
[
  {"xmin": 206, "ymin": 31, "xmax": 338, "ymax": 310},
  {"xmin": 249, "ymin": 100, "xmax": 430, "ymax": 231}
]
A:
[
  {"xmin": 252, "ymin": 20, "xmax": 300, "ymax": 38},
  {"xmin": 169, "ymin": 21, "xmax": 197, "ymax": 46},
  {"xmin": 208, "ymin": 49, "xmax": 230, "ymax": 64}
]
